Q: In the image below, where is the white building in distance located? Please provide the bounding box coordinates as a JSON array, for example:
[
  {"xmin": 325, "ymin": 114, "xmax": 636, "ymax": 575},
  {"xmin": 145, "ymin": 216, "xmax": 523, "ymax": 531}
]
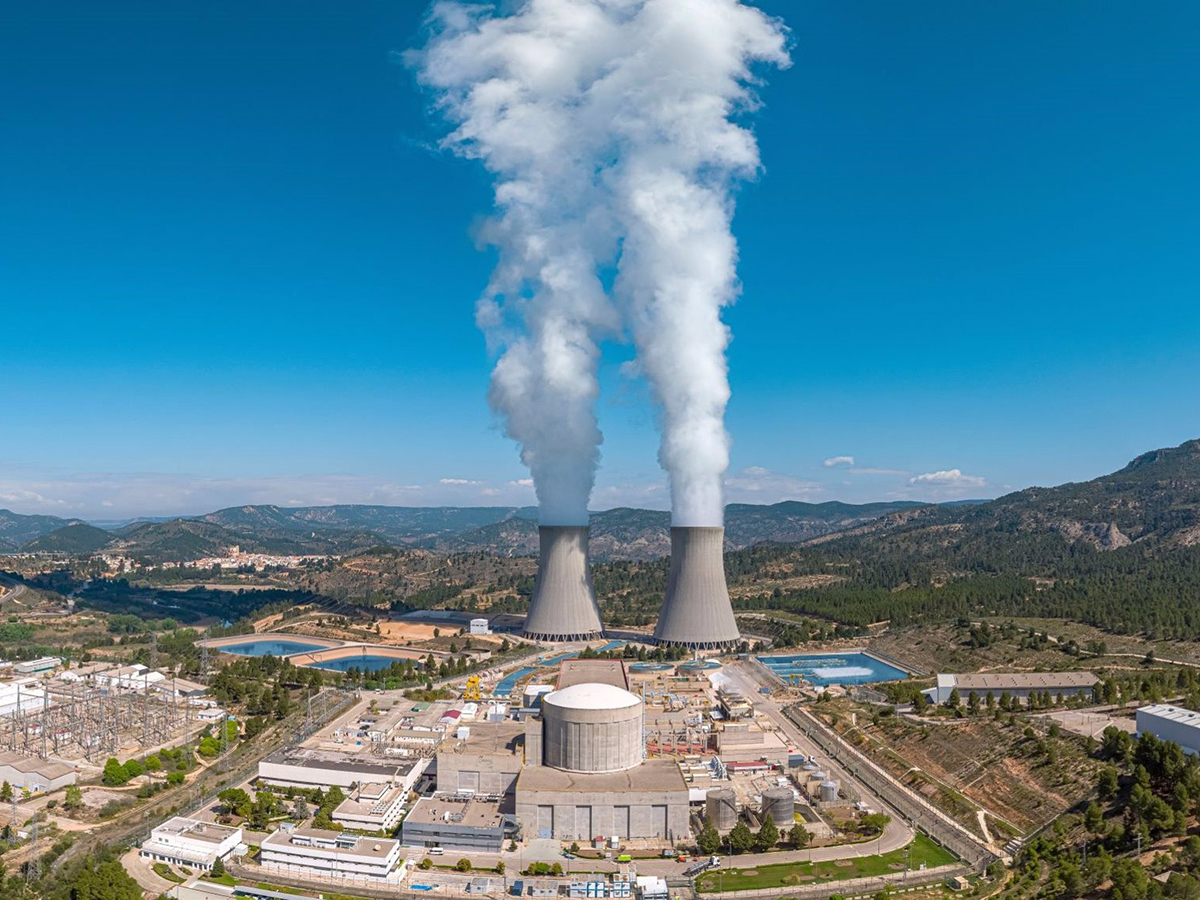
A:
[
  {"xmin": 1137, "ymin": 704, "xmax": 1200, "ymax": 756},
  {"xmin": 260, "ymin": 825, "xmax": 402, "ymax": 884},
  {"xmin": 139, "ymin": 817, "xmax": 243, "ymax": 871}
]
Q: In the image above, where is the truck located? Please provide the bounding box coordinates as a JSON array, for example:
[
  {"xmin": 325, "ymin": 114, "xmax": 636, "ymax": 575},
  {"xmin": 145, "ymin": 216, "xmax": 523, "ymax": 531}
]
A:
[{"xmin": 684, "ymin": 856, "xmax": 721, "ymax": 877}]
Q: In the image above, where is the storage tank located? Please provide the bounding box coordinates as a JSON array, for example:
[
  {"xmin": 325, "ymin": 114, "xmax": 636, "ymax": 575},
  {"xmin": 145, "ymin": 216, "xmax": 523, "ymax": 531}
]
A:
[
  {"xmin": 761, "ymin": 786, "xmax": 795, "ymax": 826},
  {"xmin": 819, "ymin": 780, "xmax": 839, "ymax": 803},
  {"xmin": 541, "ymin": 683, "xmax": 644, "ymax": 773},
  {"xmin": 705, "ymin": 788, "xmax": 738, "ymax": 831}
]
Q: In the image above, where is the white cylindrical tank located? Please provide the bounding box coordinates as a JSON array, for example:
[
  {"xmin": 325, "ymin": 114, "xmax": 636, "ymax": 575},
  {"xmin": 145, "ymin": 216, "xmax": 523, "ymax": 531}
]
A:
[
  {"xmin": 705, "ymin": 788, "xmax": 738, "ymax": 831},
  {"xmin": 761, "ymin": 786, "xmax": 795, "ymax": 826},
  {"xmin": 541, "ymin": 683, "xmax": 644, "ymax": 773},
  {"xmin": 819, "ymin": 780, "xmax": 839, "ymax": 803}
]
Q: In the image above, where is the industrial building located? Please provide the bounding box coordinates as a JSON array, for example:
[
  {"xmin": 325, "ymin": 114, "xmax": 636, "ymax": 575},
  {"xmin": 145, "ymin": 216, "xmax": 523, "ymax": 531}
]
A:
[
  {"xmin": 332, "ymin": 782, "xmax": 408, "ymax": 832},
  {"xmin": 470, "ymin": 618, "xmax": 491, "ymax": 635},
  {"xmin": 1137, "ymin": 704, "xmax": 1200, "ymax": 756},
  {"xmin": 653, "ymin": 528, "xmax": 740, "ymax": 649},
  {"xmin": 260, "ymin": 824, "xmax": 402, "ymax": 884},
  {"xmin": 0, "ymin": 750, "xmax": 76, "ymax": 793},
  {"xmin": 0, "ymin": 681, "xmax": 51, "ymax": 719},
  {"xmin": 714, "ymin": 722, "xmax": 789, "ymax": 769},
  {"xmin": 14, "ymin": 657, "xmax": 59, "ymax": 675},
  {"xmin": 258, "ymin": 748, "xmax": 428, "ymax": 793},
  {"xmin": 522, "ymin": 526, "xmax": 604, "ymax": 641},
  {"xmin": 400, "ymin": 793, "xmax": 515, "ymax": 851},
  {"xmin": 436, "ymin": 721, "xmax": 526, "ymax": 795},
  {"xmin": 923, "ymin": 672, "xmax": 1098, "ymax": 705},
  {"xmin": 139, "ymin": 817, "xmax": 243, "ymax": 872},
  {"xmin": 515, "ymin": 665, "xmax": 689, "ymax": 841}
]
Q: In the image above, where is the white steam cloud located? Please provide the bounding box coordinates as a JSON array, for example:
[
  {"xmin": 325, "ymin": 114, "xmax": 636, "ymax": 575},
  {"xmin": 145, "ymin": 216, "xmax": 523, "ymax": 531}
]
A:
[{"xmin": 414, "ymin": 0, "xmax": 789, "ymax": 528}]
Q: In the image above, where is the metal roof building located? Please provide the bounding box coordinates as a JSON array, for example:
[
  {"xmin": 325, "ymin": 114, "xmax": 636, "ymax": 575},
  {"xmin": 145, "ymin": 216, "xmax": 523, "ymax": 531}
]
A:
[
  {"xmin": 523, "ymin": 526, "xmax": 604, "ymax": 641},
  {"xmin": 1137, "ymin": 704, "xmax": 1200, "ymax": 756},
  {"xmin": 924, "ymin": 671, "xmax": 1098, "ymax": 705}
]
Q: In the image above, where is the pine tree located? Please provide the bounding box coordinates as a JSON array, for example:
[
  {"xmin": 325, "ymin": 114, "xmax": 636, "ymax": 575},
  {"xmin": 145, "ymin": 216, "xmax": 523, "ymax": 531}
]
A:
[
  {"xmin": 754, "ymin": 816, "xmax": 779, "ymax": 852},
  {"xmin": 728, "ymin": 820, "xmax": 753, "ymax": 854}
]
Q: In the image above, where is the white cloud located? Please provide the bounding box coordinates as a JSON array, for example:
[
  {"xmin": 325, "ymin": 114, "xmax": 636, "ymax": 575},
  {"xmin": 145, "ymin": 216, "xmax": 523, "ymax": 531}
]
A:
[
  {"xmin": 508, "ymin": 478, "xmax": 534, "ymax": 488},
  {"xmin": 823, "ymin": 456, "xmax": 855, "ymax": 468},
  {"xmin": 438, "ymin": 478, "xmax": 482, "ymax": 486},
  {"xmin": 909, "ymin": 469, "xmax": 986, "ymax": 488},
  {"xmin": 724, "ymin": 467, "xmax": 824, "ymax": 503}
]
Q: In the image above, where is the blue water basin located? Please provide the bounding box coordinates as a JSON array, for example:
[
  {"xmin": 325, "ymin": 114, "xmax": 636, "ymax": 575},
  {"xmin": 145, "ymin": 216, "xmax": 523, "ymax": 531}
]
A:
[
  {"xmin": 310, "ymin": 654, "xmax": 411, "ymax": 673},
  {"xmin": 217, "ymin": 638, "xmax": 327, "ymax": 657},
  {"xmin": 756, "ymin": 652, "xmax": 908, "ymax": 686}
]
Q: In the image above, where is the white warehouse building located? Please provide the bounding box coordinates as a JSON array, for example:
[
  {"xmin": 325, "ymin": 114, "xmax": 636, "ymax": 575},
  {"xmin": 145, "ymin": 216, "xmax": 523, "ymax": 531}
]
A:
[{"xmin": 1137, "ymin": 704, "xmax": 1200, "ymax": 756}]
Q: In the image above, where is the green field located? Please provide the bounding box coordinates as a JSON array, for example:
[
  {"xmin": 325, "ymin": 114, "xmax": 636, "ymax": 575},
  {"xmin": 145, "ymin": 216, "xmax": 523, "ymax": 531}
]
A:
[{"xmin": 696, "ymin": 835, "xmax": 958, "ymax": 893}]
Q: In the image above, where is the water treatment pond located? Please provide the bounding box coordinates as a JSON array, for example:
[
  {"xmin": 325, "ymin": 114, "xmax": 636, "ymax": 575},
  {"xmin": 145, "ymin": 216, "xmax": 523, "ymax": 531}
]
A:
[
  {"xmin": 217, "ymin": 638, "xmax": 328, "ymax": 657},
  {"xmin": 310, "ymin": 654, "xmax": 409, "ymax": 673},
  {"xmin": 756, "ymin": 652, "xmax": 908, "ymax": 686}
]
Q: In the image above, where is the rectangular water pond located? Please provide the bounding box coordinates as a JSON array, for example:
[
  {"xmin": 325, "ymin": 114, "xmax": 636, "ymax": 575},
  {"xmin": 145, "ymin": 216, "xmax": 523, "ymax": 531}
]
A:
[
  {"xmin": 309, "ymin": 655, "xmax": 411, "ymax": 673},
  {"xmin": 217, "ymin": 639, "xmax": 328, "ymax": 657},
  {"xmin": 756, "ymin": 652, "xmax": 908, "ymax": 686}
]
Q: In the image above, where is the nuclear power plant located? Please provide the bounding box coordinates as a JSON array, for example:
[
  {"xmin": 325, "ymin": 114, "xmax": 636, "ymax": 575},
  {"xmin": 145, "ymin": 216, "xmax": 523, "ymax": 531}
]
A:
[
  {"xmin": 653, "ymin": 527, "xmax": 741, "ymax": 649},
  {"xmin": 522, "ymin": 526, "xmax": 604, "ymax": 642}
]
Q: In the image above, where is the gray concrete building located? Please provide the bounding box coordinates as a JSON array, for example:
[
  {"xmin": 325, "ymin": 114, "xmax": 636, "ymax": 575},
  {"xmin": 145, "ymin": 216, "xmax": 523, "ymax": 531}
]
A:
[
  {"xmin": 400, "ymin": 794, "xmax": 515, "ymax": 851},
  {"xmin": 436, "ymin": 721, "xmax": 527, "ymax": 795},
  {"xmin": 0, "ymin": 751, "xmax": 75, "ymax": 794},
  {"xmin": 515, "ymin": 666, "xmax": 688, "ymax": 842},
  {"xmin": 515, "ymin": 761, "xmax": 689, "ymax": 841}
]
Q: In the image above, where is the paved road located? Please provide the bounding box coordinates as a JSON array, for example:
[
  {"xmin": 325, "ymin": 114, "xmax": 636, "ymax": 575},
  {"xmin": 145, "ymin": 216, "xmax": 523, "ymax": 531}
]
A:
[{"xmin": 122, "ymin": 846, "xmax": 176, "ymax": 897}]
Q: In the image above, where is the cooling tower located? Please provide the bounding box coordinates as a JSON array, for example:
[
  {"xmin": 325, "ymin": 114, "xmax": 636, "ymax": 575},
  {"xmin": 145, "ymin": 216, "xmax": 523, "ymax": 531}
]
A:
[
  {"xmin": 653, "ymin": 527, "xmax": 740, "ymax": 649},
  {"xmin": 523, "ymin": 526, "xmax": 604, "ymax": 641}
]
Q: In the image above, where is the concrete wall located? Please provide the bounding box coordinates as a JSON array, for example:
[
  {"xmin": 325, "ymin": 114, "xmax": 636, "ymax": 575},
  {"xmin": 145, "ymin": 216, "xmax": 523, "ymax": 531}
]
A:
[
  {"xmin": 514, "ymin": 790, "xmax": 688, "ymax": 842},
  {"xmin": 436, "ymin": 750, "xmax": 523, "ymax": 795},
  {"xmin": 541, "ymin": 703, "xmax": 643, "ymax": 773}
]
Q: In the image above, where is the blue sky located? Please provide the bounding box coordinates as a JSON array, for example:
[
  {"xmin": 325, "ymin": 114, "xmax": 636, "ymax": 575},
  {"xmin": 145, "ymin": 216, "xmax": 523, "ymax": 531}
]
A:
[{"xmin": 2, "ymin": 0, "xmax": 1198, "ymax": 519}]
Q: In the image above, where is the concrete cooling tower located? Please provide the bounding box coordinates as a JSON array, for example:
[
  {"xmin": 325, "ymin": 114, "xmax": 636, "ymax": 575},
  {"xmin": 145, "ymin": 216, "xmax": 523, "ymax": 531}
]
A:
[
  {"xmin": 653, "ymin": 527, "xmax": 740, "ymax": 649},
  {"xmin": 522, "ymin": 526, "xmax": 604, "ymax": 642}
]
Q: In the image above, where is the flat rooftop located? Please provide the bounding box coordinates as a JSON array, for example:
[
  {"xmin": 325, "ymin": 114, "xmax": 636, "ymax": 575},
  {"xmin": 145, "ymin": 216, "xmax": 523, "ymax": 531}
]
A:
[
  {"xmin": 263, "ymin": 826, "xmax": 398, "ymax": 860},
  {"xmin": 263, "ymin": 748, "xmax": 417, "ymax": 778},
  {"xmin": 444, "ymin": 722, "xmax": 525, "ymax": 756},
  {"xmin": 556, "ymin": 659, "xmax": 630, "ymax": 692},
  {"xmin": 155, "ymin": 816, "xmax": 240, "ymax": 845},
  {"xmin": 517, "ymin": 760, "xmax": 687, "ymax": 794},
  {"xmin": 335, "ymin": 783, "xmax": 406, "ymax": 818},
  {"xmin": 405, "ymin": 794, "xmax": 508, "ymax": 830},
  {"xmin": 945, "ymin": 672, "xmax": 1098, "ymax": 691}
]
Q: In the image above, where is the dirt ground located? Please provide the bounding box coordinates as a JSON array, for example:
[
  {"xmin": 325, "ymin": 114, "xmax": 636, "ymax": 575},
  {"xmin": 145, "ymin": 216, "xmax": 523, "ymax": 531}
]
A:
[{"xmin": 377, "ymin": 621, "xmax": 442, "ymax": 641}]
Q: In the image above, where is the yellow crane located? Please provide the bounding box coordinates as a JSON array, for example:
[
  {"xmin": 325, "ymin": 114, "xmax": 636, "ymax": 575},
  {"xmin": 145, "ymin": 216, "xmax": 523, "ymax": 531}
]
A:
[{"xmin": 462, "ymin": 675, "xmax": 482, "ymax": 702}]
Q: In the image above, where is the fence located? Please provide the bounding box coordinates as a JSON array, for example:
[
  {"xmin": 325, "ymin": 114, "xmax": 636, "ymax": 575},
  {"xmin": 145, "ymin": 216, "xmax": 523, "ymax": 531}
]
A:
[
  {"xmin": 696, "ymin": 863, "xmax": 965, "ymax": 899},
  {"xmin": 54, "ymin": 688, "xmax": 357, "ymax": 873},
  {"xmin": 782, "ymin": 705, "xmax": 997, "ymax": 871}
]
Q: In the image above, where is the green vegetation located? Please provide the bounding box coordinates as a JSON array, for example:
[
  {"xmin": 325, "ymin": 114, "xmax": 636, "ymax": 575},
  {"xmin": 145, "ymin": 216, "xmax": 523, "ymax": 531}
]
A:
[
  {"xmin": 696, "ymin": 835, "xmax": 957, "ymax": 892},
  {"xmin": 152, "ymin": 863, "xmax": 185, "ymax": 883}
]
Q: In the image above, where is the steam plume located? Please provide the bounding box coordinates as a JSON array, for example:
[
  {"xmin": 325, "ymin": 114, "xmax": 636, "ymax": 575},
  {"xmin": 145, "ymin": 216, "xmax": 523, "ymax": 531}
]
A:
[{"xmin": 414, "ymin": 0, "xmax": 788, "ymax": 527}]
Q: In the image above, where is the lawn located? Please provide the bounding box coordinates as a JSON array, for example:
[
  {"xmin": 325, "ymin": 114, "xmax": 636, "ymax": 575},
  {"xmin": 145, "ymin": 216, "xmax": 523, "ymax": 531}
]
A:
[
  {"xmin": 152, "ymin": 863, "xmax": 185, "ymax": 884},
  {"xmin": 696, "ymin": 835, "xmax": 958, "ymax": 893}
]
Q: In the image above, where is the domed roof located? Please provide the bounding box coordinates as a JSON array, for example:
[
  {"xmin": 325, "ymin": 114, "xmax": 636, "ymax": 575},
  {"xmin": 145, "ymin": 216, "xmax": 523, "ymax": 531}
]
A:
[{"xmin": 544, "ymin": 682, "xmax": 641, "ymax": 710}]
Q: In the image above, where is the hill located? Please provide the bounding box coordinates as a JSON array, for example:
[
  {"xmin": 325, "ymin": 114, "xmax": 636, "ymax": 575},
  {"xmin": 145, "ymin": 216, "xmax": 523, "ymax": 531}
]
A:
[
  {"xmin": 0, "ymin": 510, "xmax": 77, "ymax": 552},
  {"xmin": 23, "ymin": 522, "xmax": 113, "ymax": 555},
  {"xmin": 813, "ymin": 438, "xmax": 1200, "ymax": 572}
]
